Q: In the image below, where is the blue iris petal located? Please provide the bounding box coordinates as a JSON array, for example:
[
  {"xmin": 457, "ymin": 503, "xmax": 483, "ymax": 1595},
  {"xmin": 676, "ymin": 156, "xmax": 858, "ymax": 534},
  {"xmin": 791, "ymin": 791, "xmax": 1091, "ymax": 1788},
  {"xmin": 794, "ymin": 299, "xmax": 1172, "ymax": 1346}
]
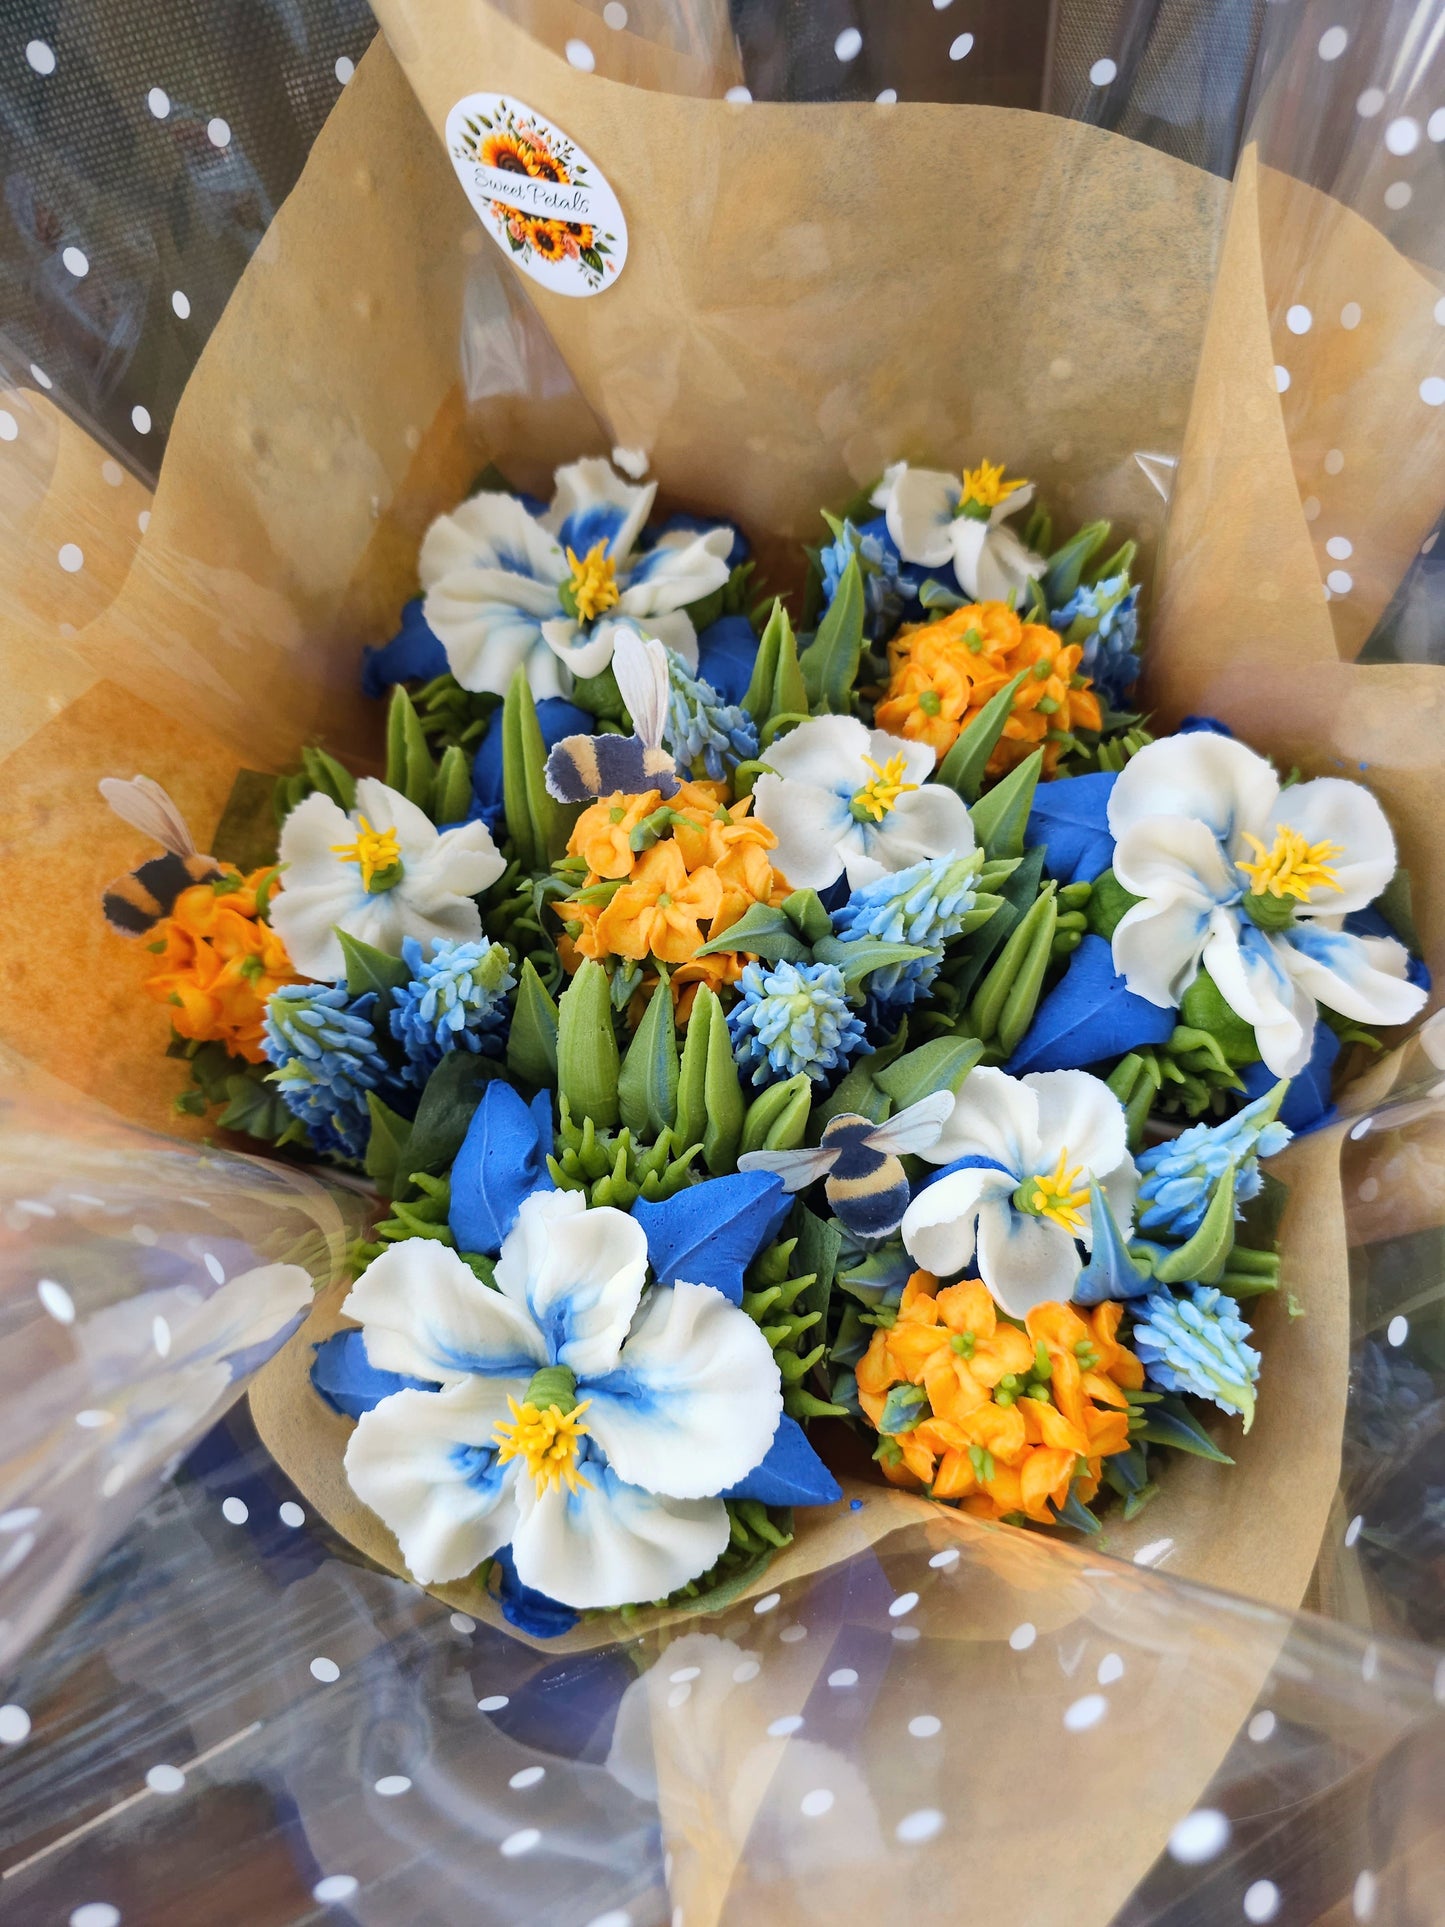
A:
[
  {"xmin": 1026, "ymin": 772, "xmax": 1117, "ymax": 885},
  {"xmin": 470, "ymin": 695, "xmax": 592, "ymax": 833},
  {"xmin": 448, "ymin": 1081, "xmax": 556, "ymax": 1258},
  {"xmin": 309, "ymin": 1330, "xmax": 436, "ymax": 1418},
  {"xmin": 695, "ymin": 614, "xmax": 759, "ymax": 706},
  {"xmin": 1006, "ymin": 934, "xmax": 1177, "ymax": 1075},
  {"xmin": 492, "ymin": 1546, "xmax": 580, "ymax": 1638},
  {"xmin": 360, "ymin": 597, "xmax": 449, "ymax": 699},
  {"xmin": 630, "ymin": 1173, "xmax": 792, "ymax": 1305},
  {"xmin": 723, "ymin": 1415, "xmax": 841, "ymax": 1507}
]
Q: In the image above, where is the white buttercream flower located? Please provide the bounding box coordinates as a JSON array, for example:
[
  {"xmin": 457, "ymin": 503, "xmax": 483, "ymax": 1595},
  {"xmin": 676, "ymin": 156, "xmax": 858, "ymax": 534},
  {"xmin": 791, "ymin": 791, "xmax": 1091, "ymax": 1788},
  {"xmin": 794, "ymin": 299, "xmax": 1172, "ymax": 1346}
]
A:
[
  {"xmin": 419, "ymin": 458, "xmax": 734, "ymax": 698},
  {"xmin": 341, "ymin": 1193, "xmax": 782, "ymax": 1608},
  {"xmin": 751, "ymin": 714, "xmax": 976, "ymax": 891},
  {"xmin": 901, "ymin": 1067, "xmax": 1137, "ymax": 1317},
  {"xmin": 1107, "ymin": 734, "xmax": 1427, "ymax": 1077},
  {"xmin": 270, "ymin": 776, "xmax": 504, "ymax": 983},
  {"xmin": 871, "ymin": 457, "xmax": 1044, "ymax": 605}
]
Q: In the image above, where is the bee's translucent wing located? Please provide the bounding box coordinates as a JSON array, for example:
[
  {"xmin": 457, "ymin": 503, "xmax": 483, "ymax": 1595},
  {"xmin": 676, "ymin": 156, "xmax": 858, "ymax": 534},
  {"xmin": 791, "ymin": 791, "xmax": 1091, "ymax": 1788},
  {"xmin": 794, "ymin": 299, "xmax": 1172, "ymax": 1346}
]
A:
[
  {"xmin": 98, "ymin": 775, "xmax": 199, "ymax": 857},
  {"xmin": 864, "ymin": 1091, "xmax": 956, "ymax": 1157},
  {"xmin": 611, "ymin": 625, "xmax": 672, "ymax": 752},
  {"xmin": 736, "ymin": 1144, "xmax": 838, "ymax": 1192}
]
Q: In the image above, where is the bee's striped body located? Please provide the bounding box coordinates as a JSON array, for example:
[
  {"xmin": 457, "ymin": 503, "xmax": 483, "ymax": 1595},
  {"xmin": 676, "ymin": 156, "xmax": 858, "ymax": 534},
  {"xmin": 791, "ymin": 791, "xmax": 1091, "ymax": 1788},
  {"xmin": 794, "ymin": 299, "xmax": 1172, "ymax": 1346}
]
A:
[
  {"xmin": 820, "ymin": 1113, "xmax": 910, "ymax": 1238},
  {"xmin": 103, "ymin": 851, "xmax": 222, "ymax": 935},
  {"xmin": 546, "ymin": 732, "xmax": 679, "ymax": 806}
]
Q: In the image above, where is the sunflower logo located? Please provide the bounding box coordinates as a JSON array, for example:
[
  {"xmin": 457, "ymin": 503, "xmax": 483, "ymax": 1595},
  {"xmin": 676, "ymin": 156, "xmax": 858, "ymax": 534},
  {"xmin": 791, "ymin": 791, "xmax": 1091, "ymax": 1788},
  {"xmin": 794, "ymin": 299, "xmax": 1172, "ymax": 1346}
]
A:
[
  {"xmin": 528, "ymin": 220, "xmax": 568, "ymax": 263},
  {"xmin": 479, "ymin": 130, "xmax": 535, "ymax": 176}
]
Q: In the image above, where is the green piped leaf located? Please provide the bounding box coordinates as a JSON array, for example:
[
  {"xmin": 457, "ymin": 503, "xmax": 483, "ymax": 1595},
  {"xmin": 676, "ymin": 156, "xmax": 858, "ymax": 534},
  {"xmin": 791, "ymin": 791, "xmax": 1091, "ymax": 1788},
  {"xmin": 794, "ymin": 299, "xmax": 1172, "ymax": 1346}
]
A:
[
  {"xmin": 1135, "ymin": 1393, "xmax": 1234, "ymax": 1464},
  {"xmin": 694, "ymin": 901, "xmax": 812, "ymax": 964},
  {"xmin": 1153, "ymin": 1162, "xmax": 1238, "ymax": 1285},
  {"xmin": 874, "ymin": 1036, "xmax": 982, "ymax": 1111},
  {"xmin": 556, "ymin": 959, "xmax": 620, "ymax": 1130},
  {"xmin": 1043, "ymin": 518, "xmax": 1110, "ymax": 607},
  {"xmin": 937, "ymin": 669, "xmax": 1030, "ymax": 804},
  {"xmin": 300, "ymin": 744, "xmax": 357, "ymax": 812},
  {"xmin": 968, "ymin": 748, "xmax": 1044, "ymax": 861},
  {"xmin": 364, "ymin": 1092, "xmax": 415, "ymax": 1199},
  {"xmin": 812, "ymin": 934, "xmax": 936, "ymax": 992},
  {"xmin": 742, "ymin": 598, "xmax": 808, "ymax": 731},
  {"xmin": 740, "ymin": 1072, "xmax": 812, "ymax": 1155},
  {"xmin": 213, "ymin": 769, "xmax": 283, "ymax": 871},
  {"xmin": 502, "ymin": 668, "xmax": 576, "ymax": 871},
  {"xmin": 507, "ymin": 959, "xmax": 559, "ymax": 1090},
  {"xmin": 967, "ymin": 882, "xmax": 1056, "ymax": 1047},
  {"xmin": 431, "ymin": 743, "xmax": 473, "ymax": 825},
  {"xmin": 675, "ymin": 984, "xmax": 714, "ymax": 1151},
  {"xmin": 385, "ymin": 684, "xmax": 436, "ymax": 810},
  {"xmin": 799, "ymin": 552, "xmax": 864, "ymax": 712},
  {"xmin": 702, "ymin": 987, "xmax": 745, "ymax": 1174},
  {"xmin": 815, "ymin": 1022, "xmax": 910, "ymax": 1130},
  {"xmin": 337, "ymin": 929, "xmax": 410, "ymax": 1001},
  {"xmin": 944, "ymin": 848, "xmax": 1046, "ymax": 1007},
  {"xmin": 618, "ymin": 975, "xmax": 679, "ymax": 1137},
  {"xmin": 782, "ymin": 888, "xmax": 833, "ymax": 945},
  {"xmin": 407, "ymin": 1051, "xmax": 499, "ymax": 1174}
]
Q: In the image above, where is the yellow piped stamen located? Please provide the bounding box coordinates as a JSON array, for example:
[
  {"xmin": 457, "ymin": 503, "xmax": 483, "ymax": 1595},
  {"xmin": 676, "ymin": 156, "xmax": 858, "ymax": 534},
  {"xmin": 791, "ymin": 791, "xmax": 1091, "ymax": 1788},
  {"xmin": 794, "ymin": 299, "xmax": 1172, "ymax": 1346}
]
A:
[
  {"xmin": 1027, "ymin": 1150, "xmax": 1089, "ymax": 1238},
  {"xmin": 565, "ymin": 540, "xmax": 621, "ymax": 624},
  {"xmin": 330, "ymin": 816, "xmax": 403, "ymax": 891},
  {"xmin": 850, "ymin": 752, "xmax": 919, "ymax": 824},
  {"xmin": 493, "ymin": 1398, "xmax": 593, "ymax": 1497},
  {"xmin": 960, "ymin": 459, "xmax": 1028, "ymax": 513},
  {"xmin": 1236, "ymin": 826, "xmax": 1343, "ymax": 902}
]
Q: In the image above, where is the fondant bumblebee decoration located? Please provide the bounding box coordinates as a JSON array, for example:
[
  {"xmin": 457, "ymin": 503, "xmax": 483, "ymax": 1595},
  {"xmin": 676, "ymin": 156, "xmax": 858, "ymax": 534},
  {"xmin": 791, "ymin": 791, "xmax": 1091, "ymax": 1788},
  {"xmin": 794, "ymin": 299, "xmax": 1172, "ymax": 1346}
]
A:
[
  {"xmin": 99, "ymin": 776, "xmax": 222, "ymax": 935},
  {"xmin": 544, "ymin": 625, "xmax": 680, "ymax": 803},
  {"xmin": 739, "ymin": 1091, "xmax": 956, "ymax": 1239}
]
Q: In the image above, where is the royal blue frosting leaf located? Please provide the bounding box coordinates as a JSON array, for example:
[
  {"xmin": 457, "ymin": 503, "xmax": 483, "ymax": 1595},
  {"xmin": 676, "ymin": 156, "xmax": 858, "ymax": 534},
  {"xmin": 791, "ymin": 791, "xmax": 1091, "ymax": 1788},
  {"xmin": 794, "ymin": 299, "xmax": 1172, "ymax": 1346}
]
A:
[
  {"xmin": 449, "ymin": 1081, "xmax": 556, "ymax": 1257},
  {"xmin": 1072, "ymin": 1180, "xmax": 1153, "ymax": 1306},
  {"xmin": 1025, "ymin": 770, "xmax": 1117, "ymax": 885},
  {"xmin": 724, "ymin": 1415, "xmax": 842, "ymax": 1507},
  {"xmin": 1006, "ymin": 933, "xmax": 1176, "ymax": 1075},
  {"xmin": 361, "ymin": 597, "xmax": 448, "ymax": 700},
  {"xmin": 1239, "ymin": 1021, "xmax": 1340, "ymax": 1134},
  {"xmin": 695, "ymin": 614, "xmax": 760, "ymax": 708},
  {"xmin": 631, "ymin": 1172, "xmax": 791, "ymax": 1304},
  {"xmin": 310, "ymin": 1329, "xmax": 435, "ymax": 1419}
]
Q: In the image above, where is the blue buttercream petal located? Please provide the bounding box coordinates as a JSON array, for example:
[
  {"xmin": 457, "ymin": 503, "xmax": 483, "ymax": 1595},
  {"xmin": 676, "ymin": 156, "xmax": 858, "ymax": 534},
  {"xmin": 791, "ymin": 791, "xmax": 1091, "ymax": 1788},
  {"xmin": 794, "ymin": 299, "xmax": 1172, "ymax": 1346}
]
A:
[
  {"xmin": 1006, "ymin": 934, "xmax": 1177, "ymax": 1075},
  {"xmin": 695, "ymin": 614, "xmax": 759, "ymax": 707},
  {"xmin": 723, "ymin": 1415, "xmax": 842, "ymax": 1507},
  {"xmin": 1240, "ymin": 1022, "xmax": 1340, "ymax": 1134},
  {"xmin": 556, "ymin": 500, "xmax": 629, "ymax": 560},
  {"xmin": 492, "ymin": 1546, "xmax": 580, "ymax": 1638},
  {"xmin": 644, "ymin": 513, "xmax": 749, "ymax": 570},
  {"xmin": 361, "ymin": 597, "xmax": 449, "ymax": 699},
  {"xmin": 1179, "ymin": 716, "xmax": 1235, "ymax": 737},
  {"xmin": 449, "ymin": 1080, "xmax": 555, "ymax": 1258},
  {"xmin": 631, "ymin": 1173, "xmax": 791, "ymax": 1305},
  {"xmin": 1026, "ymin": 772, "xmax": 1117, "ymax": 885},
  {"xmin": 470, "ymin": 695, "xmax": 592, "ymax": 833},
  {"xmin": 310, "ymin": 1330, "xmax": 435, "ymax": 1418}
]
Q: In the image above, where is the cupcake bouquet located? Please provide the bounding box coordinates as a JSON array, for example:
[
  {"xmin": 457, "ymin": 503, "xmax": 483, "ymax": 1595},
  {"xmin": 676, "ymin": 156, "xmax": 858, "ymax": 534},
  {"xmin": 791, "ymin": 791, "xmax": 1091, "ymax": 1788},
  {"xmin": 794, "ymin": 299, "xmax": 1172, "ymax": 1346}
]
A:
[{"xmin": 101, "ymin": 454, "xmax": 1429, "ymax": 1633}]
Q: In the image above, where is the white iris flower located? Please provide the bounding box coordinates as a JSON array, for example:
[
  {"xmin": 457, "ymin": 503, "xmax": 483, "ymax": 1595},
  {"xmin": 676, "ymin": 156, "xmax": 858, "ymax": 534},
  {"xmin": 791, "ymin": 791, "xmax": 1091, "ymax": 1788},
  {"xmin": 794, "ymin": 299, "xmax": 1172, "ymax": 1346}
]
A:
[
  {"xmin": 270, "ymin": 777, "xmax": 504, "ymax": 983},
  {"xmin": 750, "ymin": 715, "xmax": 976, "ymax": 891},
  {"xmin": 1107, "ymin": 734, "xmax": 1427, "ymax": 1077},
  {"xmin": 871, "ymin": 458, "xmax": 1045, "ymax": 605},
  {"xmin": 341, "ymin": 1193, "xmax": 783, "ymax": 1608},
  {"xmin": 901, "ymin": 1067, "xmax": 1138, "ymax": 1318},
  {"xmin": 419, "ymin": 458, "xmax": 734, "ymax": 698}
]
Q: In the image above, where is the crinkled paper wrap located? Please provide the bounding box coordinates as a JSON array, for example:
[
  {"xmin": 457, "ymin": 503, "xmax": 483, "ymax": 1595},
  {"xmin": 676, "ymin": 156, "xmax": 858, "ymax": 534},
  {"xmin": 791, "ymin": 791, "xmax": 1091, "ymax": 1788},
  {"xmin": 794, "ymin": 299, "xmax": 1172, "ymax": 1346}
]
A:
[{"xmin": 1, "ymin": 19, "xmax": 1438, "ymax": 1918}]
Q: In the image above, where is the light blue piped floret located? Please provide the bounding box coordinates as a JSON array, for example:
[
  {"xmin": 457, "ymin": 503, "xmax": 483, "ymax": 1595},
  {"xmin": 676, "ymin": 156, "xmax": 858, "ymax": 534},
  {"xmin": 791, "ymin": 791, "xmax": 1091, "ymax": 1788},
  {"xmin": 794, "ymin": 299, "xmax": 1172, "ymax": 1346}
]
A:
[
  {"xmin": 831, "ymin": 854, "xmax": 982, "ymax": 1010},
  {"xmin": 1131, "ymin": 1285, "xmax": 1261, "ymax": 1424},
  {"xmin": 390, "ymin": 937, "xmax": 516, "ymax": 1085},
  {"xmin": 727, "ymin": 959, "xmax": 867, "ymax": 1088},
  {"xmin": 1135, "ymin": 1087, "xmax": 1292, "ymax": 1241},
  {"xmin": 1051, "ymin": 574, "xmax": 1141, "ymax": 711},
  {"xmin": 819, "ymin": 517, "xmax": 910, "ymax": 641},
  {"xmin": 262, "ymin": 984, "xmax": 387, "ymax": 1163},
  {"xmin": 663, "ymin": 651, "xmax": 758, "ymax": 781}
]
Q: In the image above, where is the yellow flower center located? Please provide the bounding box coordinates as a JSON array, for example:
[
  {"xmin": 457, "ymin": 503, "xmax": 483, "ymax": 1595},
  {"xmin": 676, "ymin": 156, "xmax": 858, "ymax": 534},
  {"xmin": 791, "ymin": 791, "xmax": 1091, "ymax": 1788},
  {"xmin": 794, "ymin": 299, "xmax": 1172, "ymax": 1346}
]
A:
[
  {"xmin": 330, "ymin": 815, "xmax": 404, "ymax": 892},
  {"xmin": 960, "ymin": 458, "xmax": 1028, "ymax": 513},
  {"xmin": 565, "ymin": 540, "xmax": 621, "ymax": 624},
  {"xmin": 493, "ymin": 1398, "xmax": 593, "ymax": 1497},
  {"xmin": 850, "ymin": 752, "xmax": 919, "ymax": 824},
  {"xmin": 1236, "ymin": 825, "xmax": 1343, "ymax": 902},
  {"xmin": 1024, "ymin": 1150, "xmax": 1089, "ymax": 1237}
]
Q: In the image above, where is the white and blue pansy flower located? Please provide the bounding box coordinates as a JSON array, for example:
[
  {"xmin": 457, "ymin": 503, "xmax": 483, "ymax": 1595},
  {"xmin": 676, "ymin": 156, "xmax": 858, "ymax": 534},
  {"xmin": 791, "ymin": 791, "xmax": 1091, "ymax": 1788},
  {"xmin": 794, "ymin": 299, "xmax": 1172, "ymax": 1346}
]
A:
[
  {"xmin": 341, "ymin": 1192, "xmax": 783, "ymax": 1606},
  {"xmin": 1107, "ymin": 735, "xmax": 1428, "ymax": 1077},
  {"xmin": 418, "ymin": 458, "xmax": 734, "ymax": 700},
  {"xmin": 900, "ymin": 1067, "xmax": 1138, "ymax": 1318},
  {"xmin": 870, "ymin": 459, "xmax": 1044, "ymax": 606},
  {"xmin": 751, "ymin": 714, "xmax": 976, "ymax": 892},
  {"xmin": 270, "ymin": 776, "xmax": 505, "ymax": 983}
]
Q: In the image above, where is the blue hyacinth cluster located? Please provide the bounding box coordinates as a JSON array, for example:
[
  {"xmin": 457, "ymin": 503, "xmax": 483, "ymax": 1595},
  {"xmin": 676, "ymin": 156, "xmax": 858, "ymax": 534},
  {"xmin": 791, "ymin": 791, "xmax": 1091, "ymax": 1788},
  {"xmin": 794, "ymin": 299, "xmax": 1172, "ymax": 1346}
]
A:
[
  {"xmin": 390, "ymin": 937, "xmax": 516, "ymax": 1085},
  {"xmin": 832, "ymin": 855, "xmax": 981, "ymax": 1012},
  {"xmin": 1051, "ymin": 573, "xmax": 1141, "ymax": 711},
  {"xmin": 1135, "ymin": 1087, "xmax": 1292, "ymax": 1240},
  {"xmin": 819, "ymin": 516, "xmax": 912, "ymax": 641},
  {"xmin": 663, "ymin": 651, "xmax": 758, "ymax": 781},
  {"xmin": 727, "ymin": 959, "xmax": 867, "ymax": 1088},
  {"xmin": 1131, "ymin": 1285, "xmax": 1261, "ymax": 1422},
  {"xmin": 262, "ymin": 985, "xmax": 388, "ymax": 1162}
]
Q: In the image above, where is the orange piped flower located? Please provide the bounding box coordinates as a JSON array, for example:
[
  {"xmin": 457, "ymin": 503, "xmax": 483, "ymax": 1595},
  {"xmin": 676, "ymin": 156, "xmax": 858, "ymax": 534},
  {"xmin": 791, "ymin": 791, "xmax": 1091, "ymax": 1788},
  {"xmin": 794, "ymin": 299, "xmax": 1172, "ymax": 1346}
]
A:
[
  {"xmin": 876, "ymin": 601, "xmax": 1103, "ymax": 778},
  {"xmin": 858, "ymin": 1270, "xmax": 1140, "ymax": 1526},
  {"xmin": 144, "ymin": 869, "xmax": 298, "ymax": 1064}
]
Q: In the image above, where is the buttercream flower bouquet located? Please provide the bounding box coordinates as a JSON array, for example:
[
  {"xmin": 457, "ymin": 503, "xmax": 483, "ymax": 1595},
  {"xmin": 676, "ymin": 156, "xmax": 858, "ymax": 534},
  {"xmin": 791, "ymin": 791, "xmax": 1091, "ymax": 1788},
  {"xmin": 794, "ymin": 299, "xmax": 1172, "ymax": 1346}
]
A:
[{"xmin": 101, "ymin": 449, "xmax": 1429, "ymax": 1634}]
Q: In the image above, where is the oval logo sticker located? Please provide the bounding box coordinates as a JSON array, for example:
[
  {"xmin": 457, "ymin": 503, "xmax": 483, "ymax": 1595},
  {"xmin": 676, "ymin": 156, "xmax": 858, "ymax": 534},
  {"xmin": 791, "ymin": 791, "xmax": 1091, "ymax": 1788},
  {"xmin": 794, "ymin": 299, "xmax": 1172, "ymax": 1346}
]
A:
[{"xmin": 446, "ymin": 93, "xmax": 628, "ymax": 298}]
